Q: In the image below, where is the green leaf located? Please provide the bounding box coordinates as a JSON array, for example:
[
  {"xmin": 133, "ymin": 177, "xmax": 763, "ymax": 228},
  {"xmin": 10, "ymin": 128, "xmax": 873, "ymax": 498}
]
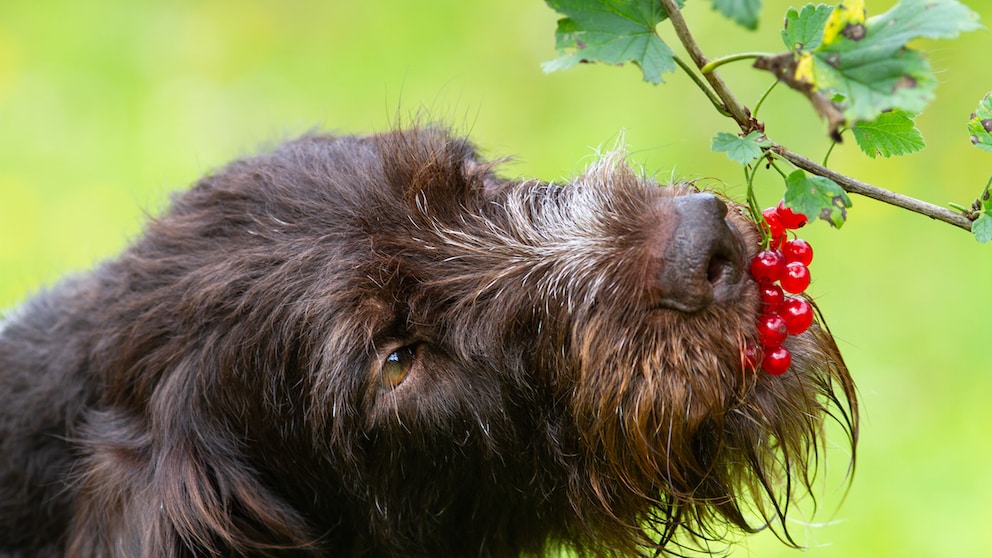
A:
[
  {"xmin": 784, "ymin": 170, "xmax": 852, "ymax": 228},
  {"xmin": 781, "ymin": 4, "xmax": 832, "ymax": 51},
  {"xmin": 811, "ymin": 0, "xmax": 981, "ymax": 122},
  {"xmin": 968, "ymin": 92, "xmax": 992, "ymax": 153},
  {"xmin": 552, "ymin": 17, "xmax": 580, "ymax": 50},
  {"xmin": 711, "ymin": 131, "xmax": 770, "ymax": 165},
  {"xmin": 710, "ymin": 0, "xmax": 762, "ymax": 31},
  {"xmin": 852, "ymin": 109, "xmax": 926, "ymax": 158},
  {"xmin": 760, "ymin": 0, "xmax": 982, "ymax": 133},
  {"xmin": 542, "ymin": 0, "xmax": 686, "ymax": 84},
  {"xmin": 809, "ymin": 47, "xmax": 936, "ymax": 123},
  {"xmin": 816, "ymin": 0, "xmax": 981, "ymax": 122},
  {"xmin": 973, "ymin": 211, "xmax": 992, "ymax": 244},
  {"xmin": 973, "ymin": 182, "xmax": 992, "ymax": 244},
  {"xmin": 824, "ymin": 0, "xmax": 982, "ymax": 53}
]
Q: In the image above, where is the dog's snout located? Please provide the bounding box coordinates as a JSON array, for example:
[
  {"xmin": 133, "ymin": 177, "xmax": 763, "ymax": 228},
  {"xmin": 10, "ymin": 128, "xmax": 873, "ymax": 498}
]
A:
[{"xmin": 654, "ymin": 193, "xmax": 746, "ymax": 313}]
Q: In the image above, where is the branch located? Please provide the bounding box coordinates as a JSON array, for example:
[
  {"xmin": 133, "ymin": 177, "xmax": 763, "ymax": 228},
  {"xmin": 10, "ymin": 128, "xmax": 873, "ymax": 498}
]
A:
[
  {"xmin": 659, "ymin": 0, "xmax": 753, "ymax": 131},
  {"xmin": 773, "ymin": 146, "xmax": 974, "ymax": 231},
  {"xmin": 659, "ymin": 0, "xmax": 975, "ymax": 234}
]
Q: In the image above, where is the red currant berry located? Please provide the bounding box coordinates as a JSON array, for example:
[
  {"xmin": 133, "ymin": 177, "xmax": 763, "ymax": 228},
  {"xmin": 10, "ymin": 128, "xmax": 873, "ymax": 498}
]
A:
[
  {"xmin": 741, "ymin": 343, "xmax": 762, "ymax": 371},
  {"xmin": 749, "ymin": 250, "xmax": 785, "ymax": 284},
  {"xmin": 776, "ymin": 200, "xmax": 808, "ymax": 229},
  {"xmin": 762, "ymin": 346, "xmax": 792, "ymax": 375},
  {"xmin": 759, "ymin": 283, "xmax": 784, "ymax": 313},
  {"xmin": 782, "ymin": 296, "xmax": 814, "ymax": 335},
  {"xmin": 782, "ymin": 238, "xmax": 813, "ymax": 266},
  {"xmin": 761, "ymin": 207, "xmax": 785, "ymax": 244},
  {"xmin": 757, "ymin": 313, "xmax": 788, "ymax": 348},
  {"xmin": 780, "ymin": 261, "xmax": 811, "ymax": 294}
]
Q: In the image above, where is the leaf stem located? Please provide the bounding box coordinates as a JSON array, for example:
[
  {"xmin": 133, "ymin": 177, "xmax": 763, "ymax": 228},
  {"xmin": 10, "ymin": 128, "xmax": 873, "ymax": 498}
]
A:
[
  {"xmin": 772, "ymin": 145, "xmax": 975, "ymax": 231},
  {"xmin": 769, "ymin": 159, "xmax": 788, "ymax": 179},
  {"xmin": 673, "ymin": 56, "xmax": 731, "ymax": 117},
  {"xmin": 752, "ymin": 80, "xmax": 778, "ymax": 119},
  {"xmin": 701, "ymin": 52, "xmax": 775, "ymax": 74},
  {"xmin": 822, "ymin": 140, "xmax": 839, "ymax": 166}
]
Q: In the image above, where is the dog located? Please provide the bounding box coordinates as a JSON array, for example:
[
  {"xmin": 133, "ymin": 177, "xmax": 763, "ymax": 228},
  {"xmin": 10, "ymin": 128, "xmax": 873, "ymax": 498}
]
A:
[{"xmin": 0, "ymin": 127, "xmax": 857, "ymax": 557}]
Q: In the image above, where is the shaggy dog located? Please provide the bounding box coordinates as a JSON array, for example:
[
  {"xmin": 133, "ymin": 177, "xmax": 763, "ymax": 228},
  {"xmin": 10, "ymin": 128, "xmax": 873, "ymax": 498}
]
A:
[{"xmin": 0, "ymin": 127, "xmax": 856, "ymax": 557}]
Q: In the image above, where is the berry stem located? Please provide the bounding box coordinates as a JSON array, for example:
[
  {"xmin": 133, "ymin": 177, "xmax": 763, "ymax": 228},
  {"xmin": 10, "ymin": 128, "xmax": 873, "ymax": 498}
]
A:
[{"xmin": 744, "ymin": 164, "xmax": 766, "ymax": 233}]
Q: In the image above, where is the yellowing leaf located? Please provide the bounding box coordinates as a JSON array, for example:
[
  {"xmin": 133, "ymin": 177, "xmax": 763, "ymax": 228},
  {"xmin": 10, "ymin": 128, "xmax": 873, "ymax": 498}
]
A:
[
  {"xmin": 822, "ymin": 0, "xmax": 866, "ymax": 46},
  {"xmin": 793, "ymin": 52, "xmax": 815, "ymax": 86},
  {"xmin": 759, "ymin": 0, "xmax": 982, "ymax": 137}
]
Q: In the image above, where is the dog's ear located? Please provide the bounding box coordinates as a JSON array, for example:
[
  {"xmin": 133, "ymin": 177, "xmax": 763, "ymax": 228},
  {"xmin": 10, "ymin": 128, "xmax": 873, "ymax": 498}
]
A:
[
  {"xmin": 69, "ymin": 353, "xmax": 316, "ymax": 556},
  {"xmin": 375, "ymin": 127, "xmax": 501, "ymax": 214}
]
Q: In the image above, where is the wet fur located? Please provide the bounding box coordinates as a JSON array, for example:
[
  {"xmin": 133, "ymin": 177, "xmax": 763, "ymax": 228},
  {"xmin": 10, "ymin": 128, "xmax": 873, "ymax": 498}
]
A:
[{"xmin": 0, "ymin": 127, "xmax": 856, "ymax": 557}]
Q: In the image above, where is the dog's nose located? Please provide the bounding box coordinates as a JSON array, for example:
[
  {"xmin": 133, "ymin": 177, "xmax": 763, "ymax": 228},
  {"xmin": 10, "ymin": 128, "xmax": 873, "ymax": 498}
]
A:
[{"xmin": 655, "ymin": 193, "xmax": 746, "ymax": 313}]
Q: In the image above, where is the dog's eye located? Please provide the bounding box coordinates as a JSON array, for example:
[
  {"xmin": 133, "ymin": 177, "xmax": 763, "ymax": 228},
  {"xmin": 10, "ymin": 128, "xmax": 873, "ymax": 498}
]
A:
[{"xmin": 381, "ymin": 346, "xmax": 416, "ymax": 388}]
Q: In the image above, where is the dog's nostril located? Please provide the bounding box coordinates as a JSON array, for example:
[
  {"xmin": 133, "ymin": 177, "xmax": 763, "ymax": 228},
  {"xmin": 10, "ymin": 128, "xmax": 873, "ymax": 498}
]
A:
[
  {"xmin": 707, "ymin": 253, "xmax": 733, "ymax": 285},
  {"xmin": 655, "ymin": 194, "xmax": 746, "ymax": 313},
  {"xmin": 708, "ymin": 225, "xmax": 745, "ymax": 286}
]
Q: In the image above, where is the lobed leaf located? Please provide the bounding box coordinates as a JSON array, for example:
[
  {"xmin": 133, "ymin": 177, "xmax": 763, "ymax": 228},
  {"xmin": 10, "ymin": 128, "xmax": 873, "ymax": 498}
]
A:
[
  {"xmin": 821, "ymin": 0, "xmax": 866, "ymax": 47},
  {"xmin": 968, "ymin": 94, "xmax": 992, "ymax": 243},
  {"xmin": 710, "ymin": 0, "xmax": 762, "ymax": 31},
  {"xmin": 784, "ymin": 170, "xmax": 852, "ymax": 228},
  {"xmin": 808, "ymin": 47, "xmax": 936, "ymax": 123},
  {"xmin": 542, "ymin": 0, "xmax": 685, "ymax": 84},
  {"xmin": 711, "ymin": 131, "xmax": 771, "ymax": 164},
  {"xmin": 968, "ymin": 92, "xmax": 992, "ymax": 153},
  {"xmin": 973, "ymin": 212, "xmax": 992, "ymax": 244},
  {"xmin": 852, "ymin": 109, "xmax": 925, "ymax": 158},
  {"xmin": 781, "ymin": 4, "xmax": 833, "ymax": 52},
  {"xmin": 817, "ymin": 0, "xmax": 980, "ymax": 122},
  {"xmin": 759, "ymin": 0, "xmax": 982, "ymax": 135},
  {"xmin": 834, "ymin": 0, "xmax": 982, "ymax": 53}
]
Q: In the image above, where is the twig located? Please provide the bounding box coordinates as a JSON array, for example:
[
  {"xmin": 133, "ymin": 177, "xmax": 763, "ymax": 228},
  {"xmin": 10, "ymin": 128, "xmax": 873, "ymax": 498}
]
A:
[
  {"xmin": 659, "ymin": 0, "xmax": 753, "ymax": 130},
  {"xmin": 658, "ymin": 0, "xmax": 975, "ymax": 234},
  {"xmin": 773, "ymin": 146, "xmax": 974, "ymax": 231}
]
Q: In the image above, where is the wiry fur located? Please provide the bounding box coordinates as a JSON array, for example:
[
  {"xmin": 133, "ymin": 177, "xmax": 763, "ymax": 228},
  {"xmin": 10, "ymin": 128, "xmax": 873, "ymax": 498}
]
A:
[{"xmin": 0, "ymin": 127, "xmax": 857, "ymax": 557}]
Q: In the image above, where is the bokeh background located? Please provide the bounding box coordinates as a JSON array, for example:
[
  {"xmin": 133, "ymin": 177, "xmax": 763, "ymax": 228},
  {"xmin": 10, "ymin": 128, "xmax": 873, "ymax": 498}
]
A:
[{"xmin": 1, "ymin": 1, "xmax": 990, "ymax": 556}]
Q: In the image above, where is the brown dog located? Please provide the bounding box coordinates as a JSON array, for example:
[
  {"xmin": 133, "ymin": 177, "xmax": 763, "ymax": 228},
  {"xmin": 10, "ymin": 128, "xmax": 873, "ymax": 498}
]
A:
[{"xmin": 0, "ymin": 127, "xmax": 856, "ymax": 557}]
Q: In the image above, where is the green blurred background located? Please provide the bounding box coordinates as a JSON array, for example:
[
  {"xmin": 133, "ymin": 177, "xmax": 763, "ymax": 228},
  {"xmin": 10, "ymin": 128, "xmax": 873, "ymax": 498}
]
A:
[{"xmin": 1, "ymin": 1, "xmax": 990, "ymax": 556}]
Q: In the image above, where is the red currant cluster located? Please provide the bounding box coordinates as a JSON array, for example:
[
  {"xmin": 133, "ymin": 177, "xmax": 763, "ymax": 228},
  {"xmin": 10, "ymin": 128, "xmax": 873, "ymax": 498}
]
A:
[{"xmin": 746, "ymin": 201, "xmax": 815, "ymax": 376}]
